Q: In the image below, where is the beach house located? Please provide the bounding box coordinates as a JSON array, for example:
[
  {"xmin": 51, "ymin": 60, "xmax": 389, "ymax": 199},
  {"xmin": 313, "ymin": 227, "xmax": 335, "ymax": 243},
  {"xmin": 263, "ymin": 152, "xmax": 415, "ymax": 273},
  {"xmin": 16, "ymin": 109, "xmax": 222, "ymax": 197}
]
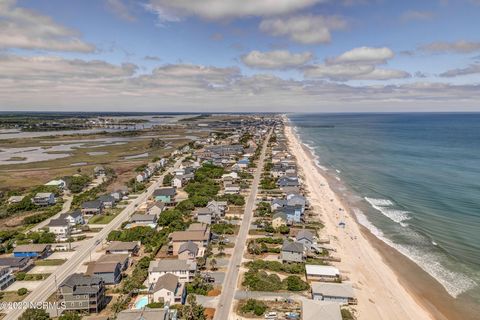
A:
[
  {"xmin": 58, "ymin": 273, "xmax": 106, "ymax": 314},
  {"xmin": 153, "ymin": 187, "xmax": 177, "ymax": 205},
  {"xmin": 311, "ymin": 282, "xmax": 356, "ymax": 305},
  {"xmin": 281, "ymin": 240, "xmax": 305, "ymax": 263},
  {"xmin": 148, "ymin": 259, "xmax": 197, "ymax": 285},
  {"xmin": 32, "ymin": 192, "xmax": 56, "ymax": 206},
  {"xmin": 150, "ymin": 273, "xmax": 186, "ymax": 306},
  {"xmin": 305, "ymin": 265, "xmax": 340, "ymax": 282}
]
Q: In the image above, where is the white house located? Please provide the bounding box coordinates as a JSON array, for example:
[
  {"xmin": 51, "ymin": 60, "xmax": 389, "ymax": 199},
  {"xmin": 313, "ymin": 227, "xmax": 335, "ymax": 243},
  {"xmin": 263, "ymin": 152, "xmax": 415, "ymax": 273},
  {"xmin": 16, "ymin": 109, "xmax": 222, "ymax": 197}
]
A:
[
  {"xmin": 48, "ymin": 219, "xmax": 71, "ymax": 240},
  {"xmin": 224, "ymin": 184, "xmax": 240, "ymax": 195},
  {"xmin": 59, "ymin": 211, "xmax": 85, "ymax": 226},
  {"xmin": 148, "ymin": 259, "xmax": 197, "ymax": 285},
  {"xmin": 305, "ymin": 265, "xmax": 340, "ymax": 281},
  {"xmin": 44, "ymin": 179, "xmax": 67, "ymax": 190},
  {"xmin": 311, "ymin": 282, "xmax": 355, "ymax": 305},
  {"xmin": 151, "ymin": 273, "xmax": 185, "ymax": 306},
  {"xmin": 32, "ymin": 193, "xmax": 56, "ymax": 206},
  {"xmin": 221, "ymin": 172, "xmax": 238, "ymax": 180}
]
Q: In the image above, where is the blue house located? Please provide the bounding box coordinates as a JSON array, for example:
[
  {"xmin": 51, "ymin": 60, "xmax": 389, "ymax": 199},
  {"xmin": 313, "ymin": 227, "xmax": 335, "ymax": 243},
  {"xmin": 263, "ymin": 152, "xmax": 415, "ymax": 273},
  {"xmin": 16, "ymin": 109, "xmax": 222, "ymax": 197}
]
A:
[
  {"xmin": 279, "ymin": 205, "xmax": 303, "ymax": 223},
  {"xmin": 13, "ymin": 244, "xmax": 51, "ymax": 259}
]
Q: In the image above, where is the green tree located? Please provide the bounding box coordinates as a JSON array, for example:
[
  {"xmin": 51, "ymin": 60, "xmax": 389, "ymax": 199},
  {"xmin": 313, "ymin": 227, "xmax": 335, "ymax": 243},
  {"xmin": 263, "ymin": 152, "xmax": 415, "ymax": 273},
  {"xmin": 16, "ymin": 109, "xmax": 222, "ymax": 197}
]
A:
[
  {"xmin": 58, "ymin": 312, "xmax": 82, "ymax": 320},
  {"xmin": 241, "ymin": 299, "xmax": 267, "ymax": 316},
  {"xmin": 17, "ymin": 288, "xmax": 28, "ymax": 296},
  {"xmin": 163, "ymin": 173, "xmax": 174, "ymax": 186},
  {"xmin": 209, "ymin": 258, "xmax": 217, "ymax": 271},
  {"xmin": 19, "ymin": 308, "xmax": 50, "ymax": 320},
  {"xmin": 181, "ymin": 295, "xmax": 206, "ymax": 320},
  {"xmin": 284, "ymin": 275, "xmax": 309, "ymax": 291}
]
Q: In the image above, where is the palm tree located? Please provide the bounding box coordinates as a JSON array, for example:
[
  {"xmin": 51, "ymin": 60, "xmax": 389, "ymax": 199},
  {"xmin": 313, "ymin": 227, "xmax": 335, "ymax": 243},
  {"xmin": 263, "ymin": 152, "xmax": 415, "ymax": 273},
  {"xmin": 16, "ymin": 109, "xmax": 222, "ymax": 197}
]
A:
[
  {"xmin": 218, "ymin": 243, "xmax": 225, "ymax": 256},
  {"xmin": 209, "ymin": 258, "xmax": 217, "ymax": 271}
]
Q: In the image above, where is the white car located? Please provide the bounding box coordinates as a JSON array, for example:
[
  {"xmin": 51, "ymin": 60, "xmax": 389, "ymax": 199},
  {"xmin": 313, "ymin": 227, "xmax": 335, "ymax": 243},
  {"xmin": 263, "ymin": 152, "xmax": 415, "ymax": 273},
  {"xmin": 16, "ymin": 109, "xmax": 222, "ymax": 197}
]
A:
[{"xmin": 265, "ymin": 312, "xmax": 277, "ymax": 319}]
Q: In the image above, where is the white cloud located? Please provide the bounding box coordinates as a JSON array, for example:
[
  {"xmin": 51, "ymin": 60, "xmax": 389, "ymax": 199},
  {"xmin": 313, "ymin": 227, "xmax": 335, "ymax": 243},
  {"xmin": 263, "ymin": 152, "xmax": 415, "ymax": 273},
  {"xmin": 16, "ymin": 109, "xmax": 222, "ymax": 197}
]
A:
[
  {"xmin": 106, "ymin": 0, "xmax": 136, "ymax": 22},
  {"xmin": 259, "ymin": 15, "xmax": 347, "ymax": 44},
  {"xmin": 305, "ymin": 64, "xmax": 409, "ymax": 81},
  {"xmin": 327, "ymin": 47, "xmax": 394, "ymax": 65},
  {"xmin": 401, "ymin": 10, "xmax": 434, "ymax": 22},
  {"xmin": 146, "ymin": 0, "xmax": 324, "ymax": 21},
  {"xmin": 0, "ymin": 0, "xmax": 95, "ymax": 52},
  {"xmin": 440, "ymin": 63, "xmax": 480, "ymax": 77},
  {"xmin": 305, "ymin": 46, "xmax": 408, "ymax": 81},
  {"xmin": 0, "ymin": 55, "xmax": 136, "ymax": 80},
  {"xmin": 241, "ymin": 50, "xmax": 313, "ymax": 69},
  {"xmin": 420, "ymin": 41, "xmax": 480, "ymax": 54},
  {"xmin": 0, "ymin": 54, "xmax": 477, "ymax": 112}
]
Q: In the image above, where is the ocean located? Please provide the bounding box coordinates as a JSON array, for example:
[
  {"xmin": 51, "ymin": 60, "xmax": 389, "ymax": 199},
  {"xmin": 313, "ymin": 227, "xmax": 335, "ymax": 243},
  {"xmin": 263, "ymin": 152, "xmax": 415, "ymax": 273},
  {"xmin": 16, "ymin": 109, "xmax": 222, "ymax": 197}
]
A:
[{"xmin": 289, "ymin": 113, "xmax": 480, "ymax": 302}]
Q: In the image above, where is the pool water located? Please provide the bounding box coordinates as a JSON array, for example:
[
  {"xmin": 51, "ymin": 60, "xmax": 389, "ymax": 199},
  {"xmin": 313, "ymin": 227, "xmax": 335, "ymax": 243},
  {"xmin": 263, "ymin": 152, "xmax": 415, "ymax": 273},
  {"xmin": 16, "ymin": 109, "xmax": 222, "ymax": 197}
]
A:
[{"xmin": 134, "ymin": 296, "xmax": 148, "ymax": 309}]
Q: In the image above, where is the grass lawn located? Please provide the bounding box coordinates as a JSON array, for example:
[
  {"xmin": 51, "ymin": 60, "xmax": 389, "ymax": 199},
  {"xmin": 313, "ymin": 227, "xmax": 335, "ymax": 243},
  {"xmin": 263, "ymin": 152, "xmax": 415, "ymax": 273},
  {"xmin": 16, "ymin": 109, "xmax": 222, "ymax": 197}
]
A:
[
  {"xmin": 88, "ymin": 211, "xmax": 119, "ymax": 224},
  {"xmin": 18, "ymin": 274, "xmax": 51, "ymax": 281},
  {"xmin": 0, "ymin": 291, "xmax": 29, "ymax": 302},
  {"xmin": 35, "ymin": 259, "xmax": 66, "ymax": 266}
]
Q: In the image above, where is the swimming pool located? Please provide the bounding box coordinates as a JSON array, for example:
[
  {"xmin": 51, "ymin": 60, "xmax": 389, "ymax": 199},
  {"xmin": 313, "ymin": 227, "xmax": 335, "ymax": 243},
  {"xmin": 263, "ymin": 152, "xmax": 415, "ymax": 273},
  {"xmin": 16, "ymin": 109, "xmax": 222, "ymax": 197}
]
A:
[{"xmin": 134, "ymin": 296, "xmax": 148, "ymax": 309}]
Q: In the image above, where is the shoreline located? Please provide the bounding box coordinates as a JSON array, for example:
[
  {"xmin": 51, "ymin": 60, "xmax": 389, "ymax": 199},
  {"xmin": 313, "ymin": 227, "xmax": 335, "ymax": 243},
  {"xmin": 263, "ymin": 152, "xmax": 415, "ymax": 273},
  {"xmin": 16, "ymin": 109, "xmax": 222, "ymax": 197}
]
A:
[{"xmin": 282, "ymin": 118, "xmax": 480, "ymax": 320}]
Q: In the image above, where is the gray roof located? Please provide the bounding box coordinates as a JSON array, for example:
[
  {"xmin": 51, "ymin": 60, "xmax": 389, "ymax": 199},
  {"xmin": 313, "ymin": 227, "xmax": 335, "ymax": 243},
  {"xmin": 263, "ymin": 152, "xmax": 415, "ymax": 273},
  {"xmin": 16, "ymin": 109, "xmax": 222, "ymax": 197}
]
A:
[
  {"xmin": 149, "ymin": 259, "xmax": 196, "ymax": 273},
  {"xmin": 60, "ymin": 210, "xmax": 82, "ymax": 219},
  {"xmin": 48, "ymin": 218, "xmax": 69, "ymax": 227},
  {"xmin": 60, "ymin": 273, "xmax": 104, "ymax": 294},
  {"xmin": 98, "ymin": 195, "xmax": 116, "ymax": 203},
  {"xmin": 82, "ymin": 200, "xmax": 102, "ymax": 209},
  {"xmin": 178, "ymin": 241, "xmax": 199, "ymax": 255},
  {"xmin": 97, "ymin": 254, "xmax": 129, "ymax": 265},
  {"xmin": 0, "ymin": 257, "xmax": 30, "ymax": 267},
  {"xmin": 302, "ymin": 300, "xmax": 341, "ymax": 320},
  {"xmin": 152, "ymin": 273, "xmax": 179, "ymax": 293},
  {"xmin": 311, "ymin": 282, "xmax": 355, "ymax": 298},
  {"xmin": 106, "ymin": 241, "xmax": 139, "ymax": 252},
  {"xmin": 281, "ymin": 240, "xmax": 304, "ymax": 254},
  {"xmin": 13, "ymin": 243, "xmax": 51, "ymax": 253},
  {"xmin": 86, "ymin": 261, "xmax": 121, "ymax": 274},
  {"xmin": 272, "ymin": 198, "xmax": 287, "ymax": 207},
  {"xmin": 130, "ymin": 214, "xmax": 157, "ymax": 223},
  {"xmin": 297, "ymin": 229, "xmax": 314, "ymax": 243},
  {"xmin": 272, "ymin": 212, "xmax": 288, "ymax": 221},
  {"xmin": 116, "ymin": 309, "xmax": 170, "ymax": 320},
  {"xmin": 196, "ymin": 207, "xmax": 213, "ymax": 215},
  {"xmin": 153, "ymin": 187, "xmax": 176, "ymax": 197}
]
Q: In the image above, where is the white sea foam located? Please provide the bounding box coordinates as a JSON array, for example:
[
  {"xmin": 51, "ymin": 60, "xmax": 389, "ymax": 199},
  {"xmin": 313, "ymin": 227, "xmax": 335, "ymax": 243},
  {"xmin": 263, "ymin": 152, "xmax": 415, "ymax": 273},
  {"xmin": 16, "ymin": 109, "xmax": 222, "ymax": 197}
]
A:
[
  {"xmin": 365, "ymin": 197, "xmax": 411, "ymax": 224},
  {"xmin": 353, "ymin": 208, "xmax": 477, "ymax": 298}
]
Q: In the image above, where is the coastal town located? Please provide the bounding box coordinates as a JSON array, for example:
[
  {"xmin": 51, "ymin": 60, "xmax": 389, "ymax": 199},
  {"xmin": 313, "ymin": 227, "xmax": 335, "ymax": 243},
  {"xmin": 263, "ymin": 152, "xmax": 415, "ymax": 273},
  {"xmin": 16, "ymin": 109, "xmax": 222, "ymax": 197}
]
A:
[{"xmin": 0, "ymin": 114, "xmax": 432, "ymax": 320}]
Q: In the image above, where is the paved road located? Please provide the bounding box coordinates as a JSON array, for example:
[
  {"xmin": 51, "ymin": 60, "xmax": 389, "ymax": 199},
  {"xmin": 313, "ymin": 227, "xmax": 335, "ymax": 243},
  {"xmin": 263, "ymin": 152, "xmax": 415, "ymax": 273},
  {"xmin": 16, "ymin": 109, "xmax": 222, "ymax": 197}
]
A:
[
  {"xmin": 214, "ymin": 129, "xmax": 271, "ymax": 320},
  {"xmin": 30, "ymin": 195, "xmax": 73, "ymax": 232},
  {"xmin": 31, "ymin": 176, "xmax": 104, "ymax": 231},
  {"xmin": 4, "ymin": 157, "xmax": 184, "ymax": 320}
]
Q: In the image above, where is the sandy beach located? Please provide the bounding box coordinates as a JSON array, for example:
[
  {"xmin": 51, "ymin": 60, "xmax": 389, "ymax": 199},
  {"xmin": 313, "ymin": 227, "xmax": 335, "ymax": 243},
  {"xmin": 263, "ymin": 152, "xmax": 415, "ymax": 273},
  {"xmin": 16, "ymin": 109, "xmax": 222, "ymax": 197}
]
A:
[{"xmin": 284, "ymin": 121, "xmax": 436, "ymax": 320}]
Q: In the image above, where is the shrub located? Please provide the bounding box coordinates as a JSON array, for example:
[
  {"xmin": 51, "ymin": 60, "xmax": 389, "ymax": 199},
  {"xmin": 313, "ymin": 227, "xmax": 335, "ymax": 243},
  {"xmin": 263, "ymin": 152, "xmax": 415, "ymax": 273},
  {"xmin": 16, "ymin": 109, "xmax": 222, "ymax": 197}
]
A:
[
  {"xmin": 241, "ymin": 299, "xmax": 267, "ymax": 316},
  {"xmin": 284, "ymin": 275, "xmax": 309, "ymax": 291},
  {"xmin": 15, "ymin": 272, "xmax": 26, "ymax": 281},
  {"xmin": 19, "ymin": 308, "xmax": 50, "ymax": 320},
  {"xmin": 146, "ymin": 302, "xmax": 164, "ymax": 309},
  {"xmin": 17, "ymin": 288, "xmax": 28, "ymax": 296}
]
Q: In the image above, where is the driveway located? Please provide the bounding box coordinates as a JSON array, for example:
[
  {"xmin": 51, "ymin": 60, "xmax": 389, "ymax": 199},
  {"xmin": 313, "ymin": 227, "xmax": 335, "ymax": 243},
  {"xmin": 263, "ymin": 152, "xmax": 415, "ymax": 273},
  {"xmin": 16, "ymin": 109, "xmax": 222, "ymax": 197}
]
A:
[
  {"xmin": 46, "ymin": 251, "xmax": 76, "ymax": 260},
  {"xmin": 195, "ymin": 295, "xmax": 220, "ymax": 308},
  {"xmin": 28, "ymin": 266, "xmax": 58, "ymax": 274}
]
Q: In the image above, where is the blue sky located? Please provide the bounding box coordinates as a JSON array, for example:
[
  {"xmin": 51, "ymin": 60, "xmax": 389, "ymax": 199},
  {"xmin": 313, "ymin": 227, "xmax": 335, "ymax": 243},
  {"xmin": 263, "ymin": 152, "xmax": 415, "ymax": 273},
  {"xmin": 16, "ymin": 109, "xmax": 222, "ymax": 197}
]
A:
[{"xmin": 1, "ymin": 0, "xmax": 480, "ymax": 111}]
